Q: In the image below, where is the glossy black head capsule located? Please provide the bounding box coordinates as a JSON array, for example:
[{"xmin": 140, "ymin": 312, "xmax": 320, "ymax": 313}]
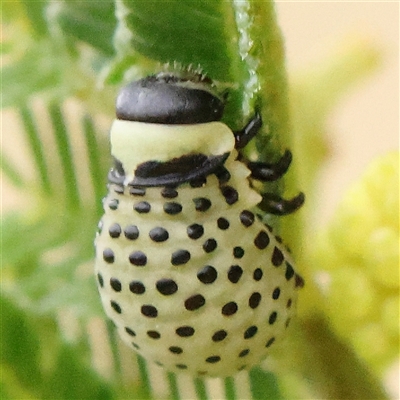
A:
[{"xmin": 115, "ymin": 74, "xmax": 224, "ymax": 124}]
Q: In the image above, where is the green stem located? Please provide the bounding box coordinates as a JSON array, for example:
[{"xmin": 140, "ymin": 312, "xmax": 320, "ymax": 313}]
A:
[
  {"xmin": 194, "ymin": 377, "xmax": 208, "ymax": 400},
  {"xmin": 224, "ymin": 376, "xmax": 236, "ymax": 400}
]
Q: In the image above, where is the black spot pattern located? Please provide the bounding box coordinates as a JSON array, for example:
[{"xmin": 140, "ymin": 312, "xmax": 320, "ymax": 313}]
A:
[
  {"xmin": 221, "ymin": 186, "xmax": 239, "ymax": 205},
  {"xmin": 217, "ymin": 217, "xmax": 230, "ymax": 230},
  {"xmin": 129, "ymin": 187, "xmax": 146, "ymax": 196},
  {"xmin": 285, "ymin": 262, "xmax": 295, "ymax": 280},
  {"xmin": 141, "ymin": 305, "xmax": 158, "ymax": 318},
  {"xmin": 228, "ymin": 265, "xmax": 243, "ymax": 283},
  {"xmin": 187, "ymin": 224, "xmax": 204, "ymax": 239},
  {"xmin": 214, "ymin": 166, "xmax": 231, "ymax": 183},
  {"xmin": 233, "ymin": 246, "xmax": 244, "ymax": 259},
  {"xmin": 249, "ymin": 292, "xmax": 261, "ymax": 309},
  {"xmin": 239, "ymin": 349, "xmax": 250, "ymax": 357},
  {"xmin": 103, "ymin": 248, "xmax": 114, "ymax": 263},
  {"xmin": 185, "ymin": 294, "xmax": 206, "ymax": 311},
  {"xmin": 171, "ymin": 250, "xmax": 191, "ymax": 265},
  {"xmin": 197, "ymin": 265, "xmax": 218, "ymax": 284},
  {"xmin": 124, "ymin": 225, "xmax": 139, "ymax": 240},
  {"xmin": 97, "ymin": 273, "xmax": 104, "ymax": 287},
  {"xmin": 164, "ymin": 202, "xmax": 182, "ymax": 215},
  {"xmin": 240, "ymin": 210, "xmax": 255, "ymax": 227},
  {"xmin": 254, "ymin": 231, "xmax": 270, "ymax": 249},
  {"xmin": 129, "ymin": 281, "xmax": 145, "ymax": 294},
  {"xmin": 156, "ymin": 278, "xmax": 178, "ymax": 295},
  {"xmin": 147, "ymin": 330, "xmax": 161, "ymax": 339},
  {"xmin": 129, "ymin": 251, "xmax": 147, "ymax": 266},
  {"xmin": 149, "ymin": 227, "xmax": 169, "ymax": 242},
  {"xmin": 161, "ymin": 187, "xmax": 178, "ymax": 198},
  {"xmin": 272, "ymin": 287, "xmax": 281, "ymax": 300},
  {"xmin": 269, "ymin": 312, "xmax": 278, "ymax": 325},
  {"xmin": 109, "ymin": 223, "xmax": 121, "ymax": 238},
  {"xmin": 110, "ymin": 278, "xmax": 122, "ymax": 292},
  {"xmin": 206, "ymin": 356, "xmax": 221, "ymax": 364},
  {"xmin": 176, "ymin": 326, "xmax": 195, "ymax": 337},
  {"xmin": 222, "ymin": 302, "xmax": 238, "ymax": 316},
  {"xmin": 212, "ymin": 330, "xmax": 227, "ymax": 342},
  {"xmin": 108, "ymin": 199, "xmax": 119, "ymax": 210},
  {"xmin": 193, "ymin": 197, "xmax": 211, "ymax": 212},
  {"xmin": 271, "ymin": 247, "xmax": 284, "ymax": 266},
  {"xmin": 125, "ymin": 327, "xmax": 136, "ymax": 336},
  {"xmin": 134, "ymin": 201, "xmax": 151, "ymax": 213},
  {"xmin": 169, "ymin": 346, "xmax": 183, "ymax": 354},
  {"xmin": 111, "ymin": 300, "xmax": 122, "ymax": 314},
  {"xmin": 203, "ymin": 238, "xmax": 217, "ymax": 253},
  {"xmin": 244, "ymin": 326, "xmax": 258, "ymax": 339},
  {"xmin": 190, "ymin": 176, "xmax": 207, "ymax": 187},
  {"xmin": 266, "ymin": 337, "xmax": 275, "ymax": 348},
  {"xmin": 253, "ymin": 268, "xmax": 263, "ymax": 281}
]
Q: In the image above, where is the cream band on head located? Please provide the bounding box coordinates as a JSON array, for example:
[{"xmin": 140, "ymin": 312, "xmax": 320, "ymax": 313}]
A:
[{"xmin": 110, "ymin": 120, "xmax": 235, "ymax": 176}]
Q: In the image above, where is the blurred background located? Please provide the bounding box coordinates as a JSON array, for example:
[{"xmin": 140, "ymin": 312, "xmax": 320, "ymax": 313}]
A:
[{"xmin": 1, "ymin": 1, "xmax": 398, "ymax": 399}]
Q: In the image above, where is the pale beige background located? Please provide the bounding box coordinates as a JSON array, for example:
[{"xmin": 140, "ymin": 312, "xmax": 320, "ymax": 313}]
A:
[{"xmin": 276, "ymin": 1, "xmax": 399, "ymax": 224}]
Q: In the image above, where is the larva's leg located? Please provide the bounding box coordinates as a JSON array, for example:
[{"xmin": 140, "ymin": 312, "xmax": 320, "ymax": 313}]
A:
[
  {"xmin": 247, "ymin": 150, "xmax": 292, "ymax": 182},
  {"xmin": 234, "ymin": 113, "xmax": 262, "ymax": 149},
  {"xmin": 258, "ymin": 192, "xmax": 305, "ymax": 216}
]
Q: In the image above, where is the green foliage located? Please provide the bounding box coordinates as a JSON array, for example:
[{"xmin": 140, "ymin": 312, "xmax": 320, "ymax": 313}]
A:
[{"xmin": 1, "ymin": 0, "xmax": 396, "ymax": 399}]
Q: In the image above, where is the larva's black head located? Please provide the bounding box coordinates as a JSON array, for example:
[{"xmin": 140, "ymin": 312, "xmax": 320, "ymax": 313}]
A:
[{"xmin": 116, "ymin": 73, "xmax": 224, "ymax": 124}]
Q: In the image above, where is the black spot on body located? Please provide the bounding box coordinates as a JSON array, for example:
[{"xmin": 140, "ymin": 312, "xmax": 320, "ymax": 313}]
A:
[
  {"xmin": 97, "ymin": 273, "xmax": 104, "ymax": 287},
  {"xmin": 254, "ymin": 231, "xmax": 270, "ymax": 249},
  {"xmin": 125, "ymin": 327, "xmax": 136, "ymax": 336},
  {"xmin": 134, "ymin": 201, "xmax": 151, "ymax": 213},
  {"xmin": 129, "ymin": 281, "xmax": 146, "ymax": 294},
  {"xmin": 156, "ymin": 279, "xmax": 178, "ymax": 295},
  {"xmin": 212, "ymin": 330, "xmax": 227, "ymax": 342},
  {"xmin": 147, "ymin": 330, "xmax": 161, "ymax": 339},
  {"xmin": 233, "ymin": 246, "xmax": 245, "ymax": 258},
  {"xmin": 203, "ymin": 238, "xmax": 217, "ymax": 253},
  {"xmin": 169, "ymin": 346, "xmax": 183, "ymax": 354},
  {"xmin": 149, "ymin": 227, "xmax": 169, "ymax": 242},
  {"xmin": 193, "ymin": 197, "xmax": 211, "ymax": 212},
  {"xmin": 171, "ymin": 250, "xmax": 191, "ymax": 265},
  {"xmin": 221, "ymin": 186, "xmax": 239, "ymax": 205},
  {"xmin": 206, "ymin": 356, "xmax": 221, "ymax": 364},
  {"xmin": 222, "ymin": 302, "xmax": 238, "ymax": 316},
  {"xmin": 253, "ymin": 268, "xmax": 263, "ymax": 281},
  {"xmin": 187, "ymin": 224, "xmax": 204, "ymax": 239},
  {"xmin": 197, "ymin": 265, "xmax": 218, "ymax": 284},
  {"xmin": 285, "ymin": 262, "xmax": 295, "ymax": 280},
  {"xmin": 244, "ymin": 326, "xmax": 258, "ymax": 339},
  {"xmin": 111, "ymin": 301, "xmax": 122, "ymax": 314},
  {"xmin": 271, "ymin": 247, "xmax": 284, "ymax": 266},
  {"xmin": 129, "ymin": 187, "xmax": 146, "ymax": 196},
  {"xmin": 161, "ymin": 187, "xmax": 178, "ymax": 198},
  {"xmin": 176, "ymin": 364, "xmax": 187, "ymax": 370},
  {"xmin": 272, "ymin": 287, "xmax": 281, "ymax": 300},
  {"xmin": 176, "ymin": 326, "xmax": 195, "ymax": 337},
  {"xmin": 228, "ymin": 265, "xmax": 243, "ymax": 283},
  {"xmin": 103, "ymin": 248, "xmax": 115, "ymax": 263},
  {"xmin": 164, "ymin": 202, "xmax": 182, "ymax": 215},
  {"xmin": 129, "ymin": 251, "xmax": 147, "ymax": 266},
  {"xmin": 269, "ymin": 312, "xmax": 278, "ymax": 325},
  {"xmin": 249, "ymin": 292, "xmax": 261, "ymax": 309},
  {"xmin": 266, "ymin": 337, "xmax": 275, "ymax": 347},
  {"xmin": 141, "ymin": 305, "xmax": 158, "ymax": 318},
  {"xmin": 110, "ymin": 278, "xmax": 122, "ymax": 292},
  {"xmin": 190, "ymin": 176, "xmax": 207, "ymax": 187},
  {"xmin": 109, "ymin": 223, "xmax": 121, "ymax": 238},
  {"xmin": 124, "ymin": 225, "xmax": 139, "ymax": 240},
  {"xmin": 239, "ymin": 349, "xmax": 250, "ymax": 357},
  {"xmin": 185, "ymin": 294, "xmax": 206, "ymax": 311},
  {"xmin": 108, "ymin": 199, "xmax": 119, "ymax": 210},
  {"xmin": 217, "ymin": 217, "xmax": 230, "ymax": 230},
  {"xmin": 240, "ymin": 210, "xmax": 255, "ymax": 227}
]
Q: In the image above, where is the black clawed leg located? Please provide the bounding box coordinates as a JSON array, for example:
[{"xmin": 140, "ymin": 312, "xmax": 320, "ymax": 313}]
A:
[
  {"xmin": 258, "ymin": 192, "xmax": 305, "ymax": 216},
  {"xmin": 248, "ymin": 150, "xmax": 292, "ymax": 182},
  {"xmin": 234, "ymin": 113, "xmax": 262, "ymax": 149}
]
